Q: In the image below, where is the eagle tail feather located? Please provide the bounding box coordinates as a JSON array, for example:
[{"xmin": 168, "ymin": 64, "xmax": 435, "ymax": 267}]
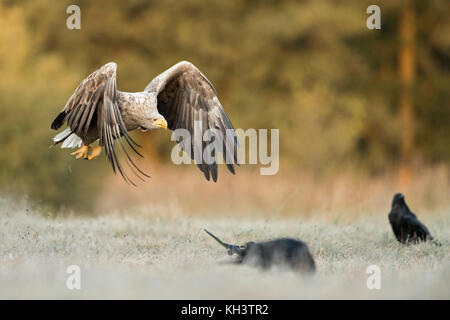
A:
[{"xmin": 52, "ymin": 127, "xmax": 82, "ymax": 149}]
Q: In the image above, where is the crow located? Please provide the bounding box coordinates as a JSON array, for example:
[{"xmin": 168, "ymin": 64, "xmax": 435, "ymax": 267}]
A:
[
  {"xmin": 388, "ymin": 193, "xmax": 439, "ymax": 245},
  {"xmin": 204, "ymin": 229, "xmax": 316, "ymax": 274}
]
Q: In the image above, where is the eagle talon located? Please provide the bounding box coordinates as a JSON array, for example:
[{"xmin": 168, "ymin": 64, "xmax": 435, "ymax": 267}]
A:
[
  {"xmin": 71, "ymin": 144, "xmax": 91, "ymax": 160},
  {"xmin": 87, "ymin": 146, "xmax": 102, "ymax": 160}
]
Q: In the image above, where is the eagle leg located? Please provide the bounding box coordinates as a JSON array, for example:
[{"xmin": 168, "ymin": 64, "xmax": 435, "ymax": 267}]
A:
[
  {"xmin": 87, "ymin": 145, "xmax": 102, "ymax": 160},
  {"xmin": 71, "ymin": 144, "xmax": 91, "ymax": 160}
]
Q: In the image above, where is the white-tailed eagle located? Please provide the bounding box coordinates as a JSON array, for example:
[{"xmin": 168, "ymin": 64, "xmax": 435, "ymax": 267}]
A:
[{"xmin": 51, "ymin": 61, "xmax": 238, "ymax": 184}]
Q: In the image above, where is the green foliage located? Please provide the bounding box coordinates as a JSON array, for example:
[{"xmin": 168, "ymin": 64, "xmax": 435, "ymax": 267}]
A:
[{"xmin": 0, "ymin": 0, "xmax": 448, "ymax": 210}]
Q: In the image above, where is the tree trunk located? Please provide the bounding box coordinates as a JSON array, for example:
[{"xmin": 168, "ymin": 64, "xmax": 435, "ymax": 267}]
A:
[{"xmin": 398, "ymin": 2, "xmax": 416, "ymax": 189}]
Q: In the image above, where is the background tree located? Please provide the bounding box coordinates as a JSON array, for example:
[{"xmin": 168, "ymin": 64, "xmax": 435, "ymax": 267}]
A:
[{"xmin": 0, "ymin": 0, "xmax": 448, "ymax": 211}]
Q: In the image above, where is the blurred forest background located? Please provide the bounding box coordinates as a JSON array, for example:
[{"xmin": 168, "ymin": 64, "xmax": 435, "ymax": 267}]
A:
[{"xmin": 0, "ymin": 0, "xmax": 449, "ymax": 215}]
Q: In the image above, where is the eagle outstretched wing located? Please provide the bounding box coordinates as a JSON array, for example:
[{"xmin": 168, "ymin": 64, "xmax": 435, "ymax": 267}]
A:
[
  {"xmin": 145, "ymin": 61, "xmax": 239, "ymax": 182},
  {"xmin": 51, "ymin": 62, "xmax": 147, "ymax": 185}
]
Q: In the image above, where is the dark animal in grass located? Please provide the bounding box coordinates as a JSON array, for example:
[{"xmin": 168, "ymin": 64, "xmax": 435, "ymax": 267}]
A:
[
  {"xmin": 204, "ymin": 229, "xmax": 316, "ymax": 274},
  {"xmin": 388, "ymin": 193, "xmax": 439, "ymax": 245}
]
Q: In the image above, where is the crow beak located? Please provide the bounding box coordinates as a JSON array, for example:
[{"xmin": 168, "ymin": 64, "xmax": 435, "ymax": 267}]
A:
[
  {"xmin": 153, "ymin": 118, "xmax": 168, "ymax": 129},
  {"xmin": 204, "ymin": 229, "xmax": 241, "ymax": 255}
]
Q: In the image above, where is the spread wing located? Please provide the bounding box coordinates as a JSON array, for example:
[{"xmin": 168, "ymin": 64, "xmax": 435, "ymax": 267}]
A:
[
  {"xmin": 51, "ymin": 62, "xmax": 147, "ymax": 185},
  {"xmin": 145, "ymin": 61, "xmax": 239, "ymax": 182}
]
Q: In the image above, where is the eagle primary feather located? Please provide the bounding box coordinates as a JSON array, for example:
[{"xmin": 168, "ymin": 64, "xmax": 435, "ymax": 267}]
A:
[{"xmin": 51, "ymin": 61, "xmax": 239, "ymax": 184}]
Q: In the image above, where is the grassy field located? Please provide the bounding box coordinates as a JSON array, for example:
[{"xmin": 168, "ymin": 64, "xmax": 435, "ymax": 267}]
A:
[{"xmin": 0, "ymin": 196, "xmax": 448, "ymax": 299}]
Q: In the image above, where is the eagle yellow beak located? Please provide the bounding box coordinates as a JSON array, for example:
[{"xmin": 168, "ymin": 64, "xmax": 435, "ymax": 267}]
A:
[{"xmin": 153, "ymin": 118, "xmax": 168, "ymax": 129}]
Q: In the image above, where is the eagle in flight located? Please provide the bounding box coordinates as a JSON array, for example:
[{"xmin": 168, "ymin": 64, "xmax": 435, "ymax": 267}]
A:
[{"xmin": 51, "ymin": 61, "xmax": 238, "ymax": 184}]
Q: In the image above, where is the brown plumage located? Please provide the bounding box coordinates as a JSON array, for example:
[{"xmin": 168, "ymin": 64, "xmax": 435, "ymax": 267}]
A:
[{"xmin": 51, "ymin": 61, "xmax": 238, "ymax": 184}]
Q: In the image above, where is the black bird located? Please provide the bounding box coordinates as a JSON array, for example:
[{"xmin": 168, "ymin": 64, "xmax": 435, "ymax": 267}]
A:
[
  {"xmin": 204, "ymin": 229, "xmax": 316, "ymax": 274},
  {"xmin": 388, "ymin": 193, "xmax": 438, "ymax": 245}
]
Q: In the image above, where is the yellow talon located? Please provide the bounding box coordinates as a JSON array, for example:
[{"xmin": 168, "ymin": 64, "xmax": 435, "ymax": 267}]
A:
[
  {"xmin": 87, "ymin": 145, "xmax": 102, "ymax": 160},
  {"xmin": 71, "ymin": 144, "xmax": 90, "ymax": 159}
]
